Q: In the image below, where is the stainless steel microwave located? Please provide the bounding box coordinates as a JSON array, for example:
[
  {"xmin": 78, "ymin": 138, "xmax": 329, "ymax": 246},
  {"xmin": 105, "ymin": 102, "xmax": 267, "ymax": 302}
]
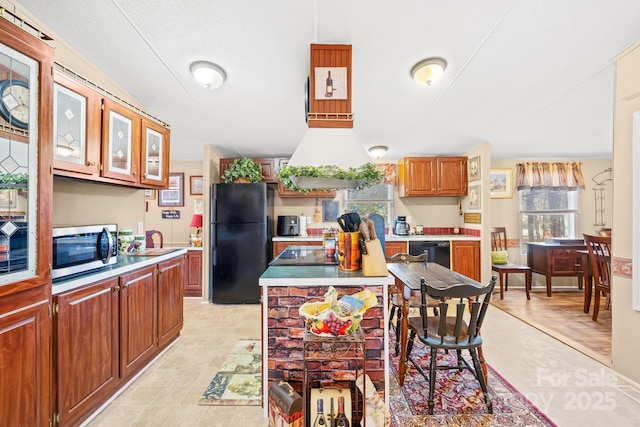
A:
[{"xmin": 52, "ymin": 224, "xmax": 118, "ymax": 280}]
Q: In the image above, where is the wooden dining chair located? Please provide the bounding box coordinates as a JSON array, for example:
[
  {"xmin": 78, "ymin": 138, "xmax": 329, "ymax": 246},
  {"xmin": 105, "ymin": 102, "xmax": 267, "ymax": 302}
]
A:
[
  {"xmin": 386, "ymin": 252, "xmax": 428, "ymax": 356},
  {"xmin": 406, "ymin": 275, "xmax": 497, "ymax": 415},
  {"xmin": 490, "ymin": 227, "xmax": 531, "ymax": 300},
  {"xmin": 583, "ymin": 234, "xmax": 611, "ymax": 321},
  {"xmin": 145, "ymin": 230, "xmax": 163, "ymax": 248}
]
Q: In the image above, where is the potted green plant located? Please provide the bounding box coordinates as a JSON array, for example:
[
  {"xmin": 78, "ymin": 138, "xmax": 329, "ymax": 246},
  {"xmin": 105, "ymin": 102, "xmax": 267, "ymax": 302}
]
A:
[
  {"xmin": 277, "ymin": 163, "xmax": 383, "ymax": 193},
  {"xmin": 221, "ymin": 158, "xmax": 263, "ymax": 183}
]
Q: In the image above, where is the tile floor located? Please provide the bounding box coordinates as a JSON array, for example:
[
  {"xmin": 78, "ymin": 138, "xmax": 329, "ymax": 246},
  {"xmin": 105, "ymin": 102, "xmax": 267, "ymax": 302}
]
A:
[{"xmin": 85, "ymin": 298, "xmax": 640, "ymax": 427}]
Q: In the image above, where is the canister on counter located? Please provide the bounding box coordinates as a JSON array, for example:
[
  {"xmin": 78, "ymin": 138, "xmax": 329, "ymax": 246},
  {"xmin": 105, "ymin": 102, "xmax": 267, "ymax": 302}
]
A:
[
  {"xmin": 133, "ymin": 234, "xmax": 146, "ymax": 252},
  {"xmin": 118, "ymin": 230, "xmax": 134, "ymax": 254}
]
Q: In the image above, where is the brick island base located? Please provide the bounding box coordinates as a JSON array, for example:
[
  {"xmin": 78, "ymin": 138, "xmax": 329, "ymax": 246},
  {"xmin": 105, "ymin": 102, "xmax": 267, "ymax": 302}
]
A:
[{"xmin": 259, "ymin": 265, "xmax": 393, "ymax": 421}]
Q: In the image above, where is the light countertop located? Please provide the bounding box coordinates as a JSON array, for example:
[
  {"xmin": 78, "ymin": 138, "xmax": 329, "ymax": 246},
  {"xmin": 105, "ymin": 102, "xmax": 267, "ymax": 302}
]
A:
[{"xmin": 52, "ymin": 248, "xmax": 187, "ymax": 295}]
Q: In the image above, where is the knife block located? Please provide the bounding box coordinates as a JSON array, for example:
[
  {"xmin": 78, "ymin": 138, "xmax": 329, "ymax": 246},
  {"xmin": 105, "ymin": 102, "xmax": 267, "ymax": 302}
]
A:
[{"xmin": 362, "ymin": 238, "xmax": 388, "ymax": 276}]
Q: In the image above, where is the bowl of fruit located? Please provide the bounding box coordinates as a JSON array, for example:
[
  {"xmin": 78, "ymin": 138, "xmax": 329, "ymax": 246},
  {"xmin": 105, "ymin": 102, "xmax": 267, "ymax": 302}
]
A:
[{"xmin": 299, "ymin": 287, "xmax": 377, "ymax": 337}]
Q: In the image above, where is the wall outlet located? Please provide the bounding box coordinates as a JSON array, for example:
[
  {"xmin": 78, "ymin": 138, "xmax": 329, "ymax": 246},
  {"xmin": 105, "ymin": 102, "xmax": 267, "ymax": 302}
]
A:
[{"xmin": 137, "ymin": 222, "xmax": 144, "ymax": 234}]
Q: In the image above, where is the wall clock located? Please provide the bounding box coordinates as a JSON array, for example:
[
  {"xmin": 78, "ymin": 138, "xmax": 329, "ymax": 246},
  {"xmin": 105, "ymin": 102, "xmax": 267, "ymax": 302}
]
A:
[{"xmin": 0, "ymin": 79, "xmax": 29, "ymax": 129}]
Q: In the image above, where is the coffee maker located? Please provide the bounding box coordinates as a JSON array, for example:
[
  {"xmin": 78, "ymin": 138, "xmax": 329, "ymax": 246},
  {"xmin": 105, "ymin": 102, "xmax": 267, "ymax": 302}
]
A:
[{"xmin": 394, "ymin": 216, "xmax": 410, "ymax": 236}]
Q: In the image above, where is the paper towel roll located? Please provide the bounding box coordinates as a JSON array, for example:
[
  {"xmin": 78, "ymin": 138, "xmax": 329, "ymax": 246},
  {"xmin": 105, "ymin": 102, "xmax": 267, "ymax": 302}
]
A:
[{"xmin": 299, "ymin": 215, "xmax": 307, "ymax": 237}]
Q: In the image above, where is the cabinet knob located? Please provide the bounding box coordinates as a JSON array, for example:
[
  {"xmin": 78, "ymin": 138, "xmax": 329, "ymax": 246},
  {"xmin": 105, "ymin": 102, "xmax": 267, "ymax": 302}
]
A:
[
  {"xmin": 113, "ymin": 286, "xmax": 121, "ymax": 292},
  {"xmin": 86, "ymin": 161, "xmax": 96, "ymax": 167}
]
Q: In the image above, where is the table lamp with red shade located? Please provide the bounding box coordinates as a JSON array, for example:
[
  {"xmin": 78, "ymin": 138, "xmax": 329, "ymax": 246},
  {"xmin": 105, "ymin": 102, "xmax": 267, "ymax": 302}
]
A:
[{"xmin": 189, "ymin": 214, "xmax": 203, "ymax": 247}]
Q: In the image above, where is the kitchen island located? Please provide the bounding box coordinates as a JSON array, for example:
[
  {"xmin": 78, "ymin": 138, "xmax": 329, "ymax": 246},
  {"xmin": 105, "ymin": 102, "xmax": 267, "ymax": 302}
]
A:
[{"xmin": 259, "ymin": 246, "xmax": 394, "ymax": 420}]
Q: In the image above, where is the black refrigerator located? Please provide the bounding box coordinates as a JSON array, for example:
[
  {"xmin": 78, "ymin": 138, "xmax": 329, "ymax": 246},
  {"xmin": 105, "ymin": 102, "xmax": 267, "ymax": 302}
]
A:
[{"xmin": 210, "ymin": 182, "xmax": 274, "ymax": 303}]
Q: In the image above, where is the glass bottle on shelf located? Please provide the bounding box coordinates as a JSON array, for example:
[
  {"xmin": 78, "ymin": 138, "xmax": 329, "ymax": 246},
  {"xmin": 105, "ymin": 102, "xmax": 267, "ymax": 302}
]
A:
[
  {"xmin": 333, "ymin": 396, "xmax": 349, "ymax": 427},
  {"xmin": 313, "ymin": 398, "xmax": 327, "ymax": 427},
  {"xmin": 325, "ymin": 70, "xmax": 333, "ymax": 97}
]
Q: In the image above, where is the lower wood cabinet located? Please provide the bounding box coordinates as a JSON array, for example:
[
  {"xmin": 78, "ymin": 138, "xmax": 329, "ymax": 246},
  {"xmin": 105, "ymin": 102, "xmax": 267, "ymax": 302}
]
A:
[
  {"xmin": 55, "ymin": 278, "xmax": 119, "ymax": 427},
  {"xmin": 385, "ymin": 241, "xmax": 407, "ymax": 257},
  {"xmin": 0, "ymin": 285, "xmax": 51, "ymax": 427},
  {"xmin": 54, "ymin": 255, "xmax": 185, "ymax": 426},
  {"xmin": 184, "ymin": 250, "xmax": 203, "ymax": 297},
  {"xmin": 451, "ymin": 240, "xmax": 481, "ymax": 282}
]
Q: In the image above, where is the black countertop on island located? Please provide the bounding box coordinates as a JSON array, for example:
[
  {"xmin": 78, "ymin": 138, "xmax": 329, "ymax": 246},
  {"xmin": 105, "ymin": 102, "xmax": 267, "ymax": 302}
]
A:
[{"xmin": 269, "ymin": 245, "xmax": 337, "ymax": 266}]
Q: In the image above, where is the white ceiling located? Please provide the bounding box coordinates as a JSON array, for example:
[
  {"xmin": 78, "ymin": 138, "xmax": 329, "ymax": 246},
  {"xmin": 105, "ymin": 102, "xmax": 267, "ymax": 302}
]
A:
[{"xmin": 16, "ymin": 0, "xmax": 640, "ymax": 161}]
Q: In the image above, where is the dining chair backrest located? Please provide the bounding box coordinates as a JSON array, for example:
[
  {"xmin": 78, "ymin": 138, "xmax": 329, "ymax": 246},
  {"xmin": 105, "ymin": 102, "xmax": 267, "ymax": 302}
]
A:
[
  {"xmin": 418, "ymin": 275, "xmax": 496, "ymax": 349},
  {"xmin": 386, "ymin": 252, "xmax": 426, "ymax": 263},
  {"xmin": 583, "ymin": 234, "xmax": 611, "ymax": 289},
  {"xmin": 368, "ymin": 214, "xmax": 386, "ymax": 251},
  {"xmin": 490, "ymin": 227, "xmax": 507, "ymax": 251},
  {"xmin": 146, "ymin": 229, "xmax": 164, "ymax": 249}
]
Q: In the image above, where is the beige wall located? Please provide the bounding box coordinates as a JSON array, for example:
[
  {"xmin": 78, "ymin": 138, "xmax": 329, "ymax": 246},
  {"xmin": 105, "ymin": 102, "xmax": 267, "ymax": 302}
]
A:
[
  {"xmin": 53, "ymin": 179, "xmax": 143, "ymax": 230},
  {"xmin": 612, "ymin": 42, "xmax": 640, "ymax": 383}
]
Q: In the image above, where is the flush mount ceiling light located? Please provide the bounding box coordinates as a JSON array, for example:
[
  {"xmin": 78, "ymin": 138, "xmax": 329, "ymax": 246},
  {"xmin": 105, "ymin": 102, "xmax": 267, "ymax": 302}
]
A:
[
  {"xmin": 411, "ymin": 57, "xmax": 447, "ymax": 86},
  {"xmin": 368, "ymin": 145, "xmax": 388, "ymax": 159},
  {"xmin": 190, "ymin": 61, "xmax": 226, "ymax": 89}
]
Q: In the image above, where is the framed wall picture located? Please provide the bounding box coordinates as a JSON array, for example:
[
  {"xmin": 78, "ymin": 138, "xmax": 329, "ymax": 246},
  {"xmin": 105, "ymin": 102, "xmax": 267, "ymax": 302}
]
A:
[
  {"xmin": 314, "ymin": 67, "xmax": 348, "ymax": 100},
  {"xmin": 158, "ymin": 172, "xmax": 184, "ymax": 206},
  {"xmin": 468, "ymin": 156, "xmax": 480, "ymax": 182},
  {"xmin": 322, "ymin": 201, "xmax": 339, "ymax": 222},
  {"xmin": 190, "ymin": 175, "xmax": 203, "ymax": 195},
  {"xmin": 490, "ymin": 168, "xmax": 514, "ymax": 199},
  {"xmin": 468, "ymin": 185, "xmax": 481, "ymax": 210},
  {"xmin": 144, "ymin": 189, "xmax": 156, "ymax": 200}
]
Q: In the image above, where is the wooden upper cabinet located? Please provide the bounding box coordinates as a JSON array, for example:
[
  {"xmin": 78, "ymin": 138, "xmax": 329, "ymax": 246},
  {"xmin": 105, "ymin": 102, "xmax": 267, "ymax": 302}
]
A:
[
  {"xmin": 101, "ymin": 98, "xmax": 142, "ymax": 184},
  {"xmin": 398, "ymin": 157, "xmax": 467, "ymax": 197},
  {"xmin": 436, "ymin": 157, "xmax": 468, "ymax": 196},
  {"xmin": 52, "ymin": 71, "xmax": 102, "ymax": 177},
  {"xmin": 140, "ymin": 118, "xmax": 170, "ymax": 188}
]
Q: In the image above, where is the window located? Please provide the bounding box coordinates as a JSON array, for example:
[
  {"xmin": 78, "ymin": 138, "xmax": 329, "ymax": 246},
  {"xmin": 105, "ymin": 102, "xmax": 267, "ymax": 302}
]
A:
[
  {"xmin": 519, "ymin": 188, "xmax": 579, "ymax": 252},
  {"xmin": 343, "ymin": 183, "xmax": 393, "ymax": 225}
]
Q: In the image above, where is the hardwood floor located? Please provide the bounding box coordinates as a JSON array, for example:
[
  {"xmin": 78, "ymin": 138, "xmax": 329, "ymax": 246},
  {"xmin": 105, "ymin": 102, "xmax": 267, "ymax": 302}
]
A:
[{"xmin": 490, "ymin": 287, "xmax": 612, "ymax": 366}]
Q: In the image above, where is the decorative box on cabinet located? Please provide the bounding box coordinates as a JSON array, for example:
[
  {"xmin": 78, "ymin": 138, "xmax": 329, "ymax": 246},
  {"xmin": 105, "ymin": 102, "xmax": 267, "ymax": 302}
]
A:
[
  {"xmin": 398, "ymin": 157, "xmax": 468, "ymax": 197},
  {"xmin": 451, "ymin": 240, "xmax": 480, "ymax": 282},
  {"xmin": 0, "ymin": 17, "xmax": 54, "ymax": 427},
  {"xmin": 185, "ymin": 249, "xmax": 203, "ymax": 297}
]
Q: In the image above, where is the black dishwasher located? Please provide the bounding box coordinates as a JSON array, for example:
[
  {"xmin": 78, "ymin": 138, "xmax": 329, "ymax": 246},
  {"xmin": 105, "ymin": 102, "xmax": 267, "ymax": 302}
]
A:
[{"xmin": 408, "ymin": 241, "xmax": 451, "ymax": 268}]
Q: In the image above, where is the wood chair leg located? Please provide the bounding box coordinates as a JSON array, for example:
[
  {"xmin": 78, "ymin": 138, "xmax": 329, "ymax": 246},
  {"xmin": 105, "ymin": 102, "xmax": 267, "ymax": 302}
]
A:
[
  {"xmin": 525, "ymin": 271, "xmax": 531, "ymax": 300},
  {"xmin": 499, "ymin": 273, "xmax": 504, "ymax": 300},
  {"xmin": 593, "ymin": 287, "xmax": 601, "ymax": 321},
  {"xmin": 504, "ymin": 274, "xmax": 509, "ymax": 292}
]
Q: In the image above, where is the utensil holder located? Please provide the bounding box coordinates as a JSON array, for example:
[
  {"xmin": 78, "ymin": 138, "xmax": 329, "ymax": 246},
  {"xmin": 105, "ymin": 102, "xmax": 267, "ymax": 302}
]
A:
[{"xmin": 337, "ymin": 232, "xmax": 361, "ymax": 271}]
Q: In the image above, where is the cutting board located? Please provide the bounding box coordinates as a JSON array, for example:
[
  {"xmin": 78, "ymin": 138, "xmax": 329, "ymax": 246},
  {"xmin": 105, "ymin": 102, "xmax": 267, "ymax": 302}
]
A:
[{"xmin": 362, "ymin": 238, "xmax": 388, "ymax": 277}]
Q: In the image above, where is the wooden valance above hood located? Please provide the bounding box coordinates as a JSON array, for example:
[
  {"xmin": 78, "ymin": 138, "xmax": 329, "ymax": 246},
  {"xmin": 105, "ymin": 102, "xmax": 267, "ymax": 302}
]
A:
[{"xmin": 308, "ymin": 44, "xmax": 353, "ymax": 128}]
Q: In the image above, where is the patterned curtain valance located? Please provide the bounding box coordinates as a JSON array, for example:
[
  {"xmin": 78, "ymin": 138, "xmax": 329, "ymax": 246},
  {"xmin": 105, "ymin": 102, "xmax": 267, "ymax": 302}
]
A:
[{"xmin": 516, "ymin": 162, "xmax": 585, "ymax": 190}]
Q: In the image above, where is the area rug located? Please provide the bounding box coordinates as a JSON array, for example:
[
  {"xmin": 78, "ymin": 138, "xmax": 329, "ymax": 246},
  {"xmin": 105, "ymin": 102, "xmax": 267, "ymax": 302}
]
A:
[
  {"xmin": 199, "ymin": 339, "xmax": 262, "ymax": 406},
  {"xmin": 388, "ymin": 334, "xmax": 557, "ymax": 427}
]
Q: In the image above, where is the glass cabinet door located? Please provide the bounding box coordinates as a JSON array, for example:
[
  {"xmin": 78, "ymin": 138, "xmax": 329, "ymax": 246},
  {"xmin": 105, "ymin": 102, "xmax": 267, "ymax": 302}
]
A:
[
  {"xmin": 0, "ymin": 23, "xmax": 53, "ymax": 287},
  {"xmin": 101, "ymin": 98, "xmax": 141, "ymax": 183},
  {"xmin": 140, "ymin": 118, "xmax": 169, "ymax": 187}
]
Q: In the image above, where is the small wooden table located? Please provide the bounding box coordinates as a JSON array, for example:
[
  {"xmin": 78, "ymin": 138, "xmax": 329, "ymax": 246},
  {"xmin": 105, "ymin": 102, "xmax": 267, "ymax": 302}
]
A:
[
  {"xmin": 526, "ymin": 240, "xmax": 586, "ymax": 296},
  {"xmin": 387, "ymin": 262, "xmax": 486, "ymax": 386}
]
